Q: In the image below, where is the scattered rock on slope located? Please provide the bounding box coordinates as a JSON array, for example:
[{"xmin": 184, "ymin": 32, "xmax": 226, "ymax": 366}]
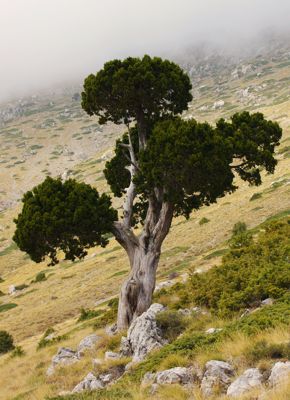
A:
[
  {"xmin": 227, "ymin": 368, "xmax": 263, "ymax": 397},
  {"xmin": 77, "ymin": 333, "xmax": 100, "ymax": 355},
  {"xmin": 120, "ymin": 303, "xmax": 167, "ymax": 362},
  {"xmin": 268, "ymin": 361, "xmax": 290, "ymax": 386},
  {"xmin": 46, "ymin": 347, "xmax": 80, "ymax": 376},
  {"xmin": 201, "ymin": 360, "xmax": 234, "ymax": 396}
]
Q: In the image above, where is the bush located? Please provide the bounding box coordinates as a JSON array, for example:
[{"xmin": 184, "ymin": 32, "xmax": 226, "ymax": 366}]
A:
[
  {"xmin": 156, "ymin": 311, "xmax": 188, "ymax": 341},
  {"xmin": 232, "ymin": 221, "xmax": 247, "ymax": 236},
  {"xmin": 14, "ymin": 283, "xmax": 28, "ymax": 291},
  {"xmin": 246, "ymin": 340, "xmax": 290, "ymax": 363},
  {"xmin": 189, "ymin": 218, "xmax": 290, "ymax": 317},
  {"xmin": 199, "ymin": 217, "xmax": 210, "ymax": 225},
  {"xmin": 34, "ymin": 271, "xmax": 46, "ymax": 282},
  {"xmin": 0, "ymin": 330, "xmax": 14, "ymax": 354},
  {"xmin": 78, "ymin": 307, "xmax": 104, "ymax": 322}
]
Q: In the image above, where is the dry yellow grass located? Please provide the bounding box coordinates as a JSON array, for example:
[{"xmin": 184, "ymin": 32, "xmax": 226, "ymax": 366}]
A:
[{"xmin": 0, "ymin": 59, "xmax": 290, "ymax": 399}]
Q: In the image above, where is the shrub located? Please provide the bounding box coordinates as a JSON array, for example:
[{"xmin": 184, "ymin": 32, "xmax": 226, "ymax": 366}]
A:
[
  {"xmin": 10, "ymin": 345, "xmax": 25, "ymax": 358},
  {"xmin": 199, "ymin": 217, "xmax": 210, "ymax": 225},
  {"xmin": 189, "ymin": 218, "xmax": 290, "ymax": 317},
  {"xmin": 232, "ymin": 221, "xmax": 247, "ymax": 236},
  {"xmin": 34, "ymin": 271, "xmax": 46, "ymax": 282},
  {"xmin": 0, "ymin": 290, "xmax": 5, "ymax": 296},
  {"xmin": 78, "ymin": 307, "xmax": 104, "ymax": 322},
  {"xmin": 0, "ymin": 330, "xmax": 14, "ymax": 354},
  {"xmin": 245, "ymin": 340, "xmax": 290, "ymax": 363},
  {"xmin": 156, "ymin": 311, "xmax": 188, "ymax": 341},
  {"xmin": 14, "ymin": 283, "xmax": 28, "ymax": 291}
]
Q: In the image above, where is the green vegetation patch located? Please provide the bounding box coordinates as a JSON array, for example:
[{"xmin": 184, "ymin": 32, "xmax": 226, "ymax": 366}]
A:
[{"xmin": 0, "ymin": 303, "xmax": 18, "ymax": 313}]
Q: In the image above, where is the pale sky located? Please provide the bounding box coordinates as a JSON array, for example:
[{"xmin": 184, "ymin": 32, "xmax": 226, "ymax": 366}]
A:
[{"xmin": 0, "ymin": 0, "xmax": 290, "ymax": 102}]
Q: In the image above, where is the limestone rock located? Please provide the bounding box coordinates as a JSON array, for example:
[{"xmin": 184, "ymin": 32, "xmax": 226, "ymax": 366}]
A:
[
  {"xmin": 156, "ymin": 367, "xmax": 193, "ymax": 385},
  {"xmin": 227, "ymin": 368, "xmax": 263, "ymax": 397},
  {"xmin": 8, "ymin": 285, "xmax": 16, "ymax": 295},
  {"xmin": 72, "ymin": 372, "xmax": 104, "ymax": 393},
  {"xmin": 105, "ymin": 323, "xmax": 118, "ymax": 336},
  {"xmin": 120, "ymin": 303, "xmax": 166, "ymax": 362},
  {"xmin": 105, "ymin": 351, "xmax": 120, "ymax": 361},
  {"xmin": 261, "ymin": 298, "xmax": 274, "ymax": 306},
  {"xmin": 268, "ymin": 361, "xmax": 290, "ymax": 386},
  {"xmin": 141, "ymin": 372, "xmax": 156, "ymax": 386},
  {"xmin": 201, "ymin": 360, "xmax": 234, "ymax": 396},
  {"xmin": 154, "ymin": 280, "xmax": 174, "ymax": 292},
  {"xmin": 77, "ymin": 334, "xmax": 100, "ymax": 355},
  {"xmin": 205, "ymin": 327, "xmax": 222, "ymax": 334},
  {"xmin": 46, "ymin": 347, "xmax": 80, "ymax": 376}
]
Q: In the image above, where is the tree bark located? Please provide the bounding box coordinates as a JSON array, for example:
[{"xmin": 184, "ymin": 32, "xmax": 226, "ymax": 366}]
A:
[
  {"xmin": 115, "ymin": 200, "xmax": 174, "ymax": 330},
  {"xmin": 117, "ymin": 244, "xmax": 160, "ymax": 330}
]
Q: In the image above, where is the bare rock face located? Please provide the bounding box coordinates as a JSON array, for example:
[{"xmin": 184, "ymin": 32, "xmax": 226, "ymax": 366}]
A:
[
  {"xmin": 77, "ymin": 334, "xmax": 100, "ymax": 356},
  {"xmin": 156, "ymin": 367, "xmax": 194, "ymax": 385},
  {"xmin": 227, "ymin": 368, "xmax": 263, "ymax": 397},
  {"xmin": 120, "ymin": 303, "xmax": 166, "ymax": 362},
  {"xmin": 268, "ymin": 361, "xmax": 290, "ymax": 386},
  {"xmin": 201, "ymin": 360, "xmax": 234, "ymax": 396},
  {"xmin": 72, "ymin": 372, "xmax": 104, "ymax": 393},
  {"xmin": 46, "ymin": 347, "xmax": 80, "ymax": 376}
]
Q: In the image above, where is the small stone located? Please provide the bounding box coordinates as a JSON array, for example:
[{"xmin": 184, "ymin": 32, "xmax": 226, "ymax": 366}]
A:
[
  {"xmin": 261, "ymin": 298, "xmax": 274, "ymax": 306},
  {"xmin": 105, "ymin": 323, "xmax": 118, "ymax": 336},
  {"xmin": 105, "ymin": 351, "xmax": 120, "ymax": 360},
  {"xmin": 205, "ymin": 328, "xmax": 223, "ymax": 334}
]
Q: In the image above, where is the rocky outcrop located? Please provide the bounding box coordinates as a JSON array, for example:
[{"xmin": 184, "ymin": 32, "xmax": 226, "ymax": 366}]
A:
[
  {"xmin": 268, "ymin": 361, "xmax": 290, "ymax": 386},
  {"xmin": 72, "ymin": 372, "xmax": 104, "ymax": 393},
  {"xmin": 227, "ymin": 368, "xmax": 263, "ymax": 397},
  {"xmin": 201, "ymin": 360, "xmax": 234, "ymax": 396},
  {"xmin": 120, "ymin": 303, "xmax": 167, "ymax": 362},
  {"xmin": 77, "ymin": 334, "xmax": 100, "ymax": 355},
  {"xmin": 46, "ymin": 347, "xmax": 80, "ymax": 376}
]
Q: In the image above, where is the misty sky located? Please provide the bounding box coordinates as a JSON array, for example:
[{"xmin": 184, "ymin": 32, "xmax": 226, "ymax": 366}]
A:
[{"xmin": 0, "ymin": 0, "xmax": 290, "ymax": 102}]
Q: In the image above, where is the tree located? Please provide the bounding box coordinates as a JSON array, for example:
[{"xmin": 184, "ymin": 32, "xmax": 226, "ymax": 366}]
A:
[{"xmin": 13, "ymin": 55, "xmax": 282, "ymax": 330}]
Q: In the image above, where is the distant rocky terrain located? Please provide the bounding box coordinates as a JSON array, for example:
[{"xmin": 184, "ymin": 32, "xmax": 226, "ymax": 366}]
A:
[{"xmin": 0, "ymin": 36, "xmax": 289, "ymax": 400}]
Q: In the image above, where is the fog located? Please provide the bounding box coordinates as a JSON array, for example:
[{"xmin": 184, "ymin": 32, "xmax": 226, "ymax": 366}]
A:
[{"xmin": 0, "ymin": 0, "xmax": 290, "ymax": 102}]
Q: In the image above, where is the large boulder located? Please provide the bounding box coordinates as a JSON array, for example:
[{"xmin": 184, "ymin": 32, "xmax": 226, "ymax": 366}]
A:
[
  {"xmin": 72, "ymin": 372, "xmax": 104, "ymax": 393},
  {"xmin": 120, "ymin": 303, "xmax": 167, "ymax": 362},
  {"xmin": 46, "ymin": 347, "xmax": 80, "ymax": 376},
  {"xmin": 201, "ymin": 360, "xmax": 234, "ymax": 396},
  {"xmin": 77, "ymin": 334, "xmax": 100, "ymax": 355},
  {"xmin": 227, "ymin": 368, "xmax": 263, "ymax": 397},
  {"xmin": 268, "ymin": 361, "xmax": 290, "ymax": 386}
]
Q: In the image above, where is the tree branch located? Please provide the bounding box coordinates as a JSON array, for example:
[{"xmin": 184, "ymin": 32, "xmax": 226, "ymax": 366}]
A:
[
  {"xmin": 111, "ymin": 221, "xmax": 139, "ymax": 268},
  {"xmin": 123, "ymin": 128, "xmax": 138, "ymax": 229}
]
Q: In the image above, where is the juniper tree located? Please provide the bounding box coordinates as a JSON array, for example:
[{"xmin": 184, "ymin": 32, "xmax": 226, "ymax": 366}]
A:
[{"xmin": 14, "ymin": 55, "xmax": 282, "ymax": 329}]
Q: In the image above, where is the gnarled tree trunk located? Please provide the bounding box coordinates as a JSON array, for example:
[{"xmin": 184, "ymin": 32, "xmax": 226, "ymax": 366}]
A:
[{"xmin": 117, "ymin": 244, "xmax": 160, "ymax": 330}]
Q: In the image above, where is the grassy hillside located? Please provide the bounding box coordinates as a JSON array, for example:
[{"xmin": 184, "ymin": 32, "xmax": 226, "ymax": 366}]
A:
[{"xmin": 0, "ymin": 42, "xmax": 290, "ymax": 399}]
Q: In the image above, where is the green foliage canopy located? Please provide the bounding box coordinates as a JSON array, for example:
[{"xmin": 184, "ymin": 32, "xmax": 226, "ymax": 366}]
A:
[
  {"xmin": 13, "ymin": 177, "xmax": 117, "ymax": 265},
  {"xmin": 81, "ymin": 55, "xmax": 192, "ymax": 126}
]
